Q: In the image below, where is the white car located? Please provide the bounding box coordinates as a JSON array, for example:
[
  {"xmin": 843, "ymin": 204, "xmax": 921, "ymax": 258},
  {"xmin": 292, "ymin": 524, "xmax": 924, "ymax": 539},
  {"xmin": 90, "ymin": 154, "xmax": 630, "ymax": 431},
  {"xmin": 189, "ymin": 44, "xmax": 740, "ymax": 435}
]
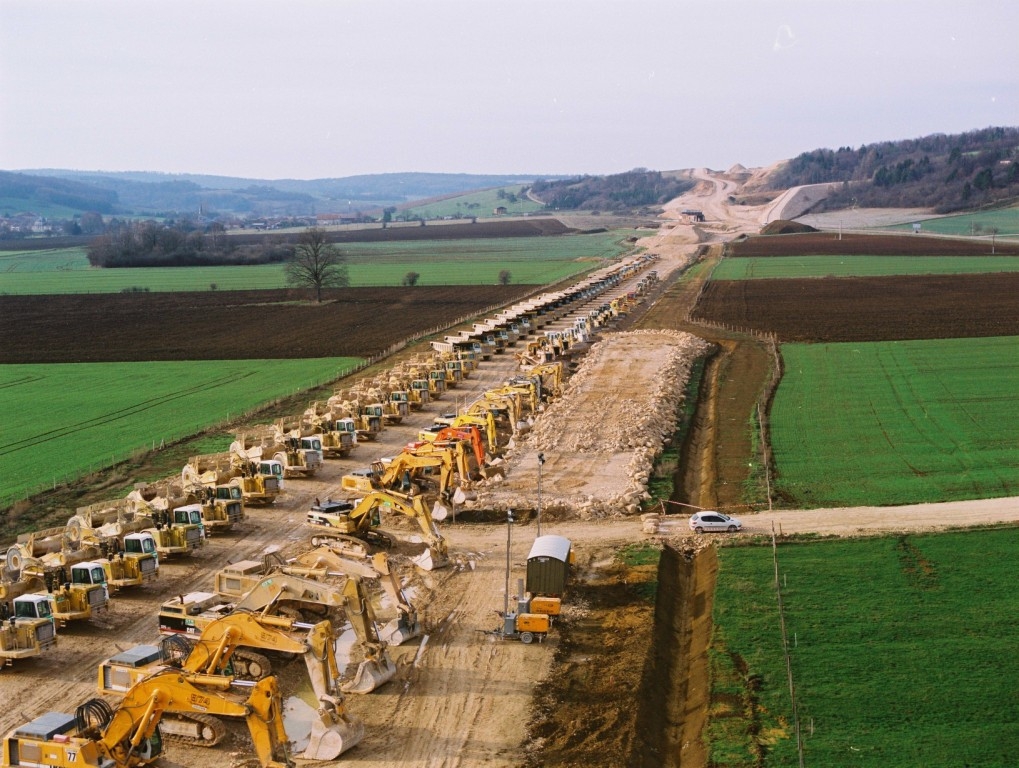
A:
[{"xmin": 689, "ymin": 511, "xmax": 742, "ymax": 533}]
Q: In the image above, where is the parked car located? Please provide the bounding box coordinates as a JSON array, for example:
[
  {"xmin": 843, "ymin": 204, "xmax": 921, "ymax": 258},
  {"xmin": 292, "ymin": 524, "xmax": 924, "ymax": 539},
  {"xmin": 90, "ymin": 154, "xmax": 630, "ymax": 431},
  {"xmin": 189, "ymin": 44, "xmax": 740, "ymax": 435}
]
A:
[{"xmin": 689, "ymin": 511, "xmax": 742, "ymax": 533}]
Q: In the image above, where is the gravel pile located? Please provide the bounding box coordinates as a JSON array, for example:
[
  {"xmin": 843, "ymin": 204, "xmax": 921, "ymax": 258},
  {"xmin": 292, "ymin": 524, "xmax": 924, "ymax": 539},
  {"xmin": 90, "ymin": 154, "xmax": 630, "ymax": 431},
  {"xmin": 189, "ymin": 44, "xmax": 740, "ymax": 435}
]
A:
[{"xmin": 467, "ymin": 330, "xmax": 711, "ymax": 518}]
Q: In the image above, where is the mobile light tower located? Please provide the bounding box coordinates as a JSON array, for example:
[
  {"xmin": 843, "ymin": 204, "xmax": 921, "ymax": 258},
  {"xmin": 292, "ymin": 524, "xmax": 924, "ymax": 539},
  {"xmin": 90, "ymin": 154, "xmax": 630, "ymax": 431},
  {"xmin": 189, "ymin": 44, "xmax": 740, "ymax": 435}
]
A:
[
  {"xmin": 537, "ymin": 452, "xmax": 546, "ymax": 537},
  {"xmin": 503, "ymin": 508, "xmax": 515, "ymax": 635}
]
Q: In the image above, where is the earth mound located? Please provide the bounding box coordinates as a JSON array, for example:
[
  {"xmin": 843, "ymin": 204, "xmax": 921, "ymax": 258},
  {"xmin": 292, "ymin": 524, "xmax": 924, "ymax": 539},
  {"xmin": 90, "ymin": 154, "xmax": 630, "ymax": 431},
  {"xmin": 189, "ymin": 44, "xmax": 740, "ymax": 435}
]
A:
[{"xmin": 760, "ymin": 219, "xmax": 819, "ymax": 235}]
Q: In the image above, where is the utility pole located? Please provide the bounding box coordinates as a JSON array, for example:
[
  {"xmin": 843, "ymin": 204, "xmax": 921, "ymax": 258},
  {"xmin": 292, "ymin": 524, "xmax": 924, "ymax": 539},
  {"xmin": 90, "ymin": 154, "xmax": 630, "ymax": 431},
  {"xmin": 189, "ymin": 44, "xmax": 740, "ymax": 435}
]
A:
[
  {"xmin": 503, "ymin": 509, "xmax": 514, "ymax": 633},
  {"xmin": 536, "ymin": 453, "xmax": 546, "ymax": 537}
]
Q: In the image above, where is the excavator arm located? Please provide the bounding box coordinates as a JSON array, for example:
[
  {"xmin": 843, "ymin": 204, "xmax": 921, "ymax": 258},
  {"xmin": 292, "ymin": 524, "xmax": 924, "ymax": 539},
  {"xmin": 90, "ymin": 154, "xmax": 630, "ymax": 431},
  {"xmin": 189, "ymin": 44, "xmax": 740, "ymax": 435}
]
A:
[{"xmin": 181, "ymin": 611, "xmax": 308, "ymax": 676}]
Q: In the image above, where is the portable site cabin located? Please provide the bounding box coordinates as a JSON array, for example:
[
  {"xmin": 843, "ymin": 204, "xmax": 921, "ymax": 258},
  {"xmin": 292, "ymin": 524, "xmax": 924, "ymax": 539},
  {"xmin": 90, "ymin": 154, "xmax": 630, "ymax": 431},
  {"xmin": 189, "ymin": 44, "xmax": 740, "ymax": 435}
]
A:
[{"xmin": 526, "ymin": 535, "xmax": 573, "ymax": 597}]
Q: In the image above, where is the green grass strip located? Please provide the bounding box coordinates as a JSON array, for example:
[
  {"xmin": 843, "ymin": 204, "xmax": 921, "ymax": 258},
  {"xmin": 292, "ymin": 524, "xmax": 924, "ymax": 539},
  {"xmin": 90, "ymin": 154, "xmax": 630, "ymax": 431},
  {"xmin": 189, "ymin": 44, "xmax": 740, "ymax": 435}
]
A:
[
  {"xmin": 771, "ymin": 337, "xmax": 1019, "ymax": 507},
  {"xmin": 0, "ymin": 357, "xmax": 361, "ymax": 505},
  {"xmin": 0, "ymin": 232, "xmax": 628, "ymax": 294},
  {"xmin": 711, "ymin": 532, "xmax": 1019, "ymax": 766}
]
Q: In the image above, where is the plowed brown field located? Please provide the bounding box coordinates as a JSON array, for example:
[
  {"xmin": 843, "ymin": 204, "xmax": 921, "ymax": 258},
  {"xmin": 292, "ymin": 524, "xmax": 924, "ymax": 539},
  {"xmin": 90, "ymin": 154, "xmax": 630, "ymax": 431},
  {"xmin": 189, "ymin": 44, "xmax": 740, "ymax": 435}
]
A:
[
  {"xmin": 693, "ymin": 273, "xmax": 1019, "ymax": 342},
  {"xmin": 0, "ymin": 286, "xmax": 532, "ymax": 363}
]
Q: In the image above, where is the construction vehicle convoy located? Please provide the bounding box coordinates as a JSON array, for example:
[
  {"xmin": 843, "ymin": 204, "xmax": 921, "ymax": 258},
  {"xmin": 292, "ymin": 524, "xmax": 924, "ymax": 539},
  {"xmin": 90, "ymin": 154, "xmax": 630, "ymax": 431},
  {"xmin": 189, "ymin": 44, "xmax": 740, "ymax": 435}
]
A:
[{"xmin": 0, "ymin": 251, "xmax": 655, "ymax": 762}]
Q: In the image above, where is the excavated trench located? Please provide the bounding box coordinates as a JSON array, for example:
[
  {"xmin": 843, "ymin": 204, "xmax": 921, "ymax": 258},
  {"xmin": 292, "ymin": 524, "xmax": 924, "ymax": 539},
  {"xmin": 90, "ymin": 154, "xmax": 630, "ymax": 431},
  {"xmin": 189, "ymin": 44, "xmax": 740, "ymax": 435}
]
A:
[{"xmin": 632, "ymin": 543, "xmax": 718, "ymax": 768}]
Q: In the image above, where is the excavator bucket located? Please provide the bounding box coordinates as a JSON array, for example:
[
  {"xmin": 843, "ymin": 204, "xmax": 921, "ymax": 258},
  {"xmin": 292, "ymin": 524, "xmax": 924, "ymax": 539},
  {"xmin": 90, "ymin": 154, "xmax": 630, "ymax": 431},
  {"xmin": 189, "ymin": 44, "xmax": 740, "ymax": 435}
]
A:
[
  {"xmin": 411, "ymin": 545, "xmax": 449, "ymax": 571},
  {"xmin": 431, "ymin": 500, "xmax": 449, "ymax": 521},
  {"xmin": 303, "ymin": 699, "xmax": 365, "ymax": 760},
  {"xmin": 379, "ymin": 615, "xmax": 422, "ymax": 646},
  {"xmin": 340, "ymin": 654, "xmax": 398, "ymax": 694}
]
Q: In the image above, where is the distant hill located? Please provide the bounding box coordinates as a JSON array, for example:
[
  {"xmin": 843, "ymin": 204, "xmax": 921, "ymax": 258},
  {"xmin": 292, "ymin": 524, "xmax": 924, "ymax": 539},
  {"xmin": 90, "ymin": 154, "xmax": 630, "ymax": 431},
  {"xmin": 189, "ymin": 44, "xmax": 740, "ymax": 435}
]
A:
[
  {"xmin": 765, "ymin": 126, "xmax": 1019, "ymax": 214},
  {"xmin": 530, "ymin": 169, "xmax": 694, "ymax": 212},
  {"xmin": 0, "ymin": 171, "xmax": 119, "ymax": 215},
  {"xmin": 7, "ymin": 170, "xmax": 550, "ymax": 217}
]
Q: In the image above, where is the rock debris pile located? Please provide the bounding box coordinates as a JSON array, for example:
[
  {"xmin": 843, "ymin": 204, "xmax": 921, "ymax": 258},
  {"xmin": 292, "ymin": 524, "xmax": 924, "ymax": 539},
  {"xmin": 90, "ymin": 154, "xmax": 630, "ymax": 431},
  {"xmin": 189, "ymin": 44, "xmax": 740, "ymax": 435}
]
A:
[{"xmin": 467, "ymin": 330, "xmax": 711, "ymax": 518}]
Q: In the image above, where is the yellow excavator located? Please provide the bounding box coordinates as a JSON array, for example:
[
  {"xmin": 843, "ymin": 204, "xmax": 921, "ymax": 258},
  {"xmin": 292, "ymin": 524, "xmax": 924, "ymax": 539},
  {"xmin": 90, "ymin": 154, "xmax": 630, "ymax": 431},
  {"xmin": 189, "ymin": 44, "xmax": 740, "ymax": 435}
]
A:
[
  {"xmin": 216, "ymin": 548, "xmax": 421, "ymax": 646},
  {"xmin": 157, "ymin": 575, "xmax": 396, "ymax": 693},
  {"xmin": 227, "ymin": 574, "xmax": 398, "ymax": 694},
  {"xmin": 100, "ymin": 614, "xmax": 373, "ymax": 740},
  {"xmin": 2, "ymin": 668, "xmax": 357, "ymax": 767},
  {"xmin": 341, "ymin": 441, "xmax": 480, "ymax": 503},
  {"xmin": 306, "ymin": 489, "xmax": 450, "ymax": 571}
]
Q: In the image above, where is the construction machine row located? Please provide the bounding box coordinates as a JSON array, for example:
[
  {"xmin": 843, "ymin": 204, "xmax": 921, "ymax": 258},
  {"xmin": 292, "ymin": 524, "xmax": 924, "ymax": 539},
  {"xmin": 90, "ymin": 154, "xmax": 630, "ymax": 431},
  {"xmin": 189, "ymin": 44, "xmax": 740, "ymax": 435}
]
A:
[{"xmin": 0, "ymin": 253, "xmax": 658, "ymax": 764}]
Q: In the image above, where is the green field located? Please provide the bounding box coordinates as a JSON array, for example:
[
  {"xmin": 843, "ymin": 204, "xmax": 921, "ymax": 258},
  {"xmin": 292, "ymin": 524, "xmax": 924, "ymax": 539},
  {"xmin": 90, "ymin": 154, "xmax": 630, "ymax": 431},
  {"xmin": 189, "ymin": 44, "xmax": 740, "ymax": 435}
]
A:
[
  {"xmin": 886, "ymin": 205, "xmax": 1019, "ymax": 237},
  {"xmin": 709, "ymin": 531, "xmax": 1019, "ymax": 766},
  {"xmin": 0, "ymin": 358, "xmax": 361, "ymax": 506},
  {"xmin": 771, "ymin": 337, "xmax": 1019, "ymax": 507},
  {"xmin": 711, "ymin": 255, "xmax": 1019, "ymax": 280},
  {"xmin": 400, "ymin": 185, "xmax": 545, "ymax": 220},
  {"xmin": 0, "ymin": 233, "xmax": 626, "ymax": 294}
]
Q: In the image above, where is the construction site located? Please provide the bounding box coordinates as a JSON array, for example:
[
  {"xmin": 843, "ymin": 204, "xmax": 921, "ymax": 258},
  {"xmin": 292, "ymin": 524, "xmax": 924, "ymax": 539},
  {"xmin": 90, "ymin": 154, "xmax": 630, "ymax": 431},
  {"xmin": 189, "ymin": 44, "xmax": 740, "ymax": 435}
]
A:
[{"xmin": 4, "ymin": 168, "xmax": 1016, "ymax": 768}]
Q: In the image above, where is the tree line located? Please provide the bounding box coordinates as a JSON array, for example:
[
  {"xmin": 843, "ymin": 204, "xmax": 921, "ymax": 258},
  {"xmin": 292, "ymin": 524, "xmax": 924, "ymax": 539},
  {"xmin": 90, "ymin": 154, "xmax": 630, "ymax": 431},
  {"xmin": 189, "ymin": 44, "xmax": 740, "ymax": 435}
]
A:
[
  {"xmin": 768, "ymin": 127, "xmax": 1019, "ymax": 213},
  {"xmin": 87, "ymin": 220, "xmax": 292, "ymax": 267}
]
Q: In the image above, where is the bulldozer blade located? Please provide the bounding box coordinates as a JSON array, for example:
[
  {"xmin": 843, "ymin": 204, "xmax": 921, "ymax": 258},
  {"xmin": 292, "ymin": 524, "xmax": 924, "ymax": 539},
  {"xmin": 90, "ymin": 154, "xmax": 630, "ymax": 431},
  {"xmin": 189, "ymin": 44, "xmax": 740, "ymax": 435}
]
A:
[
  {"xmin": 411, "ymin": 546, "xmax": 449, "ymax": 572},
  {"xmin": 303, "ymin": 709, "xmax": 365, "ymax": 761},
  {"xmin": 340, "ymin": 655, "xmax": 397, "ymax": 694}
]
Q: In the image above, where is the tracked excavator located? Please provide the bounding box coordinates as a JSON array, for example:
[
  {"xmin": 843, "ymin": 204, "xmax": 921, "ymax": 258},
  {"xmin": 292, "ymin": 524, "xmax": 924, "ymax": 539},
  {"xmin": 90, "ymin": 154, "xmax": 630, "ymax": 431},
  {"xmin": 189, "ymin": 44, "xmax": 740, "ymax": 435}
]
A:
[
  {"xmin": 3, "ymin": 668, "xmax": 359, "ymax": 767},
  {"xmin": 158, "ymin": 573, "xmax": 396, "ymax": 693},
  {"xmin": 226, "ymin": 574, "xmax": 397, "ymax": 694},
  {"xmin": 214, "ymin": 548, "xmax": 421, "ymax": 645},
  {"xmin": 306, "ymin": 490, "xmax": 450, "ymax": 571},
  {"xmin": 340, "ymin": 442, "xmax": 478, "ymax": 502}
]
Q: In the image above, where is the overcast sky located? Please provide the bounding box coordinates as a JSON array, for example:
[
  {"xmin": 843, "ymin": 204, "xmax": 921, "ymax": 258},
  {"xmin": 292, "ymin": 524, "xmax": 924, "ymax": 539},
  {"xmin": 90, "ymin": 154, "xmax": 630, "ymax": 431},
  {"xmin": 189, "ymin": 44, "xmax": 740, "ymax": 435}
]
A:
[{"xmin": 2, "ymin": 0, "xmax": 1016, "ymax": 180}]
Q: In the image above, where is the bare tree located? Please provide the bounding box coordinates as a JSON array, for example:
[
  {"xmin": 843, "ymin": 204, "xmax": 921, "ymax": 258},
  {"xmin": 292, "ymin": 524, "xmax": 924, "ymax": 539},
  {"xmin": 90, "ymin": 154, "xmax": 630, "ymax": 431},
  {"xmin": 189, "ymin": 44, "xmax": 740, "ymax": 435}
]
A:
[
  {"xmin": 285, "ymin": 227, "xmax": 348, "ymax": 302},
  {"xmin": 498, "ymin": 269, "xmax": 512, "ymax": 285}
]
